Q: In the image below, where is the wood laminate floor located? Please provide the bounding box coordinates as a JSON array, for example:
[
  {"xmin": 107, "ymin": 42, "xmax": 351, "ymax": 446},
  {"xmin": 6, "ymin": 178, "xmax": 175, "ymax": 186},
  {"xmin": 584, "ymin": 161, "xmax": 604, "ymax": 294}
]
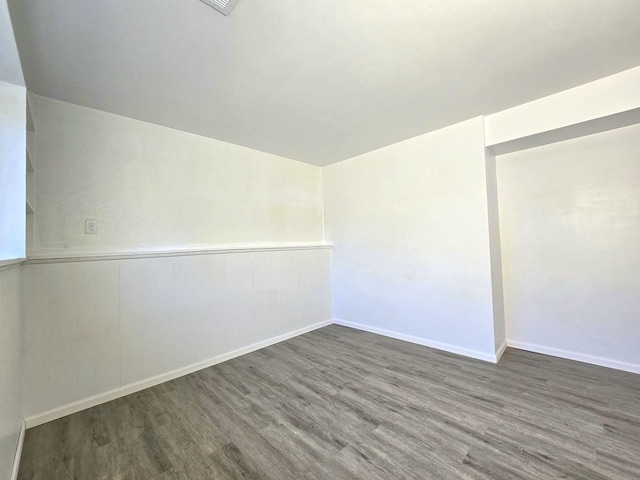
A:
[{"xmin": 19, "ymin": 325, "xmax": 640, "ymax": 479}]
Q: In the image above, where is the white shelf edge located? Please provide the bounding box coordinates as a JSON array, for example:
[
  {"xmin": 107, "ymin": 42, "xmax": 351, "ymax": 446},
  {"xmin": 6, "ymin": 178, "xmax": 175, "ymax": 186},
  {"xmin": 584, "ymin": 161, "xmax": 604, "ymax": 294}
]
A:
[
  {"xmin": 0, "ymin": 258, "xmax": 26, "ymax": 272},
  {"xmin": 26, "ymin": 107, "xmax": 35, "ymax": 132},
  {"xmin": 26, "ymin": 147, "xmax": 34, "ymax": 172},
  {"xmin": 25, "ymin": 242, "xmax": 334, "ymax": 264},
  {"xmin": 26, "ymin": 91, "xmax": 36, "ymax": 132},
  {"xmin": 26, "ymin": 171, "xmax": 35, "ymax": 211},
  {"xmin": 26, "ymin": 131, "xmax": 35, "ymax": 171}
]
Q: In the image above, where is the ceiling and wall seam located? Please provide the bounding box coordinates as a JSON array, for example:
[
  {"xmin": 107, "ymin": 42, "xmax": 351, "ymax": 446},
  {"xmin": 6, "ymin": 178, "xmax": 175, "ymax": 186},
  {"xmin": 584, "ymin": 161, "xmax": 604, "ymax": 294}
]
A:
[{"xmin": 9, "ymin": 0, "xmax": 640, "ymax": 166}]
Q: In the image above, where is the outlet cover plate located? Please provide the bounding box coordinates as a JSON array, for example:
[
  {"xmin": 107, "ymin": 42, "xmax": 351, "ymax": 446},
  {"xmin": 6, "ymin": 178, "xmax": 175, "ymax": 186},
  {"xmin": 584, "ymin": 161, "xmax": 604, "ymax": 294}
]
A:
[{"xmin": 85, "ymin": 219, "xmax": 97, "ymax": 234}]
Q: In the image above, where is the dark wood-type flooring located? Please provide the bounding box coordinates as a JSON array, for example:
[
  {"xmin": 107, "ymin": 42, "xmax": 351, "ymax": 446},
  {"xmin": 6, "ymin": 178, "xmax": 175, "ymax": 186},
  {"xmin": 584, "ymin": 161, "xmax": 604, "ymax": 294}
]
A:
[{"xmin": 19, "ymin": 325, "xmax": 640, "ymax": 479}]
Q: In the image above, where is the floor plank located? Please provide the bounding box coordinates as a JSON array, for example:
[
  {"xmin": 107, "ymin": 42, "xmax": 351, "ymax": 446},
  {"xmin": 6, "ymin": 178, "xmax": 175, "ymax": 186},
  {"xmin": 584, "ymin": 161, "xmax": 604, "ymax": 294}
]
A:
[{"xmin": 19, "ymin": 325, "xmax": 640, "ymax": 479}]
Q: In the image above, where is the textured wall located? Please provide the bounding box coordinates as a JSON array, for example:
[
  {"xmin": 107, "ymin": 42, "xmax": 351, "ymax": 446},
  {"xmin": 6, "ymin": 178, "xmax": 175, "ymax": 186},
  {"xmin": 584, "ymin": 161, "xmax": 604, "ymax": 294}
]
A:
[
  {"xmin": 0, "ymin": 81, "xmax": 26, "ymax": 260},
  {"xmin": 0, "ymin": 266, "xmax": 23, "ymax": 480},
  {"xmin": 23, "ymin": 248, "xmax": 332, "ymax": 423},
  {"xmin": 31, "ymin": 96, "xmax": 324, "ymax": 256},
  {"xmin": 324, "ymin": 118, "xmax": 500, "ymax": 360},
  {"xmin": 498, "ymin": 123, "xmax": 640, "ymax": 371}
]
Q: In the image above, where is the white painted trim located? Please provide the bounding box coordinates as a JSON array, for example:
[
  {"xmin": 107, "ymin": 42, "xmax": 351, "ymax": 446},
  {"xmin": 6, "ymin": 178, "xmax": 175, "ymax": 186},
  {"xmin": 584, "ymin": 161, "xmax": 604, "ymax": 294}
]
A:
[
  {"xmin": 26, "ymin": 319, "xmax": 333, "ymax": 428},
  {"xmin": 507, "ymin": 340, "xmax": 640, "ymax": 375},
  {"xmin": 484, "ymin": 66, "xmax": 640, "ymax": 146},
  {"xmin": 333, "ymin": 319, "xmax": 499, "ymax": 363},
  {"xmin": 0, "ymin": 258, "xmax": 25, "ymax": 272},
  {"xmin": 495, "ymin": 340, "xmax": 508, "ymax": 362},
  {"xmin": 488, "ymin": 107, "xmax": 640, "ymax": 156},
  {"xmin": 10, "ymin": 421, "xmax": 25, "ymax": 480},
  {"xmin": 25, "ymin": 242, "xmax": 333, "ymax": 265}
]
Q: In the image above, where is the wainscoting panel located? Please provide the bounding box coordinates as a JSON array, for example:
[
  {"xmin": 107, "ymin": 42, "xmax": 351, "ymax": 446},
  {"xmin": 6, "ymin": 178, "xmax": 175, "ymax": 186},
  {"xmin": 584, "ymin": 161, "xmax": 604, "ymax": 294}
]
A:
[{"xmin": 22, "ymin": 246, "xmax": 332, "ymax": 425}]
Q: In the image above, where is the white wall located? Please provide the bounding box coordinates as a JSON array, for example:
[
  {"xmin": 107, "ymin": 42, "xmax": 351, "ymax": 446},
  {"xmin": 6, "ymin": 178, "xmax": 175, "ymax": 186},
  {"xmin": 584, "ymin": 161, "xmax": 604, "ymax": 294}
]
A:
[
  {"xmin": 0, "ymin": 28, "xmax": 26, "ymax": 476},
  {"xmin": 498, "ymin": 123, "xmax": 640, "ymax": 372},
  {"xmin": 0, "ymin": 0, "xmax": 24, "ymax": 87},
  {"xmin": 0, "ymin": 9, "xmax": 26, "ymax": 478},
  {"xmin": 0, "ymin": 81, "xmax": 26, "ymax": 260},
  {"xmin": 0, "ymin": 266, "xmax": 22, "ymax": 480},
  {"xmin": 21, "ymin": 95, "xmax": 332, "ymax": 426},
  {"xmin": 324, "ymin": 117, "xmax": 502, "ymax": 361},
  {"xmin": 485, "ymin": 152, "xmax": 506, "ymax": 351},
  {"xmin": 23, "ymin": 248, "xmax": 331, "ymax": 425},
  {"xmin": 31, "ymin": 96, "xmax": 323, "ymax": 256}
]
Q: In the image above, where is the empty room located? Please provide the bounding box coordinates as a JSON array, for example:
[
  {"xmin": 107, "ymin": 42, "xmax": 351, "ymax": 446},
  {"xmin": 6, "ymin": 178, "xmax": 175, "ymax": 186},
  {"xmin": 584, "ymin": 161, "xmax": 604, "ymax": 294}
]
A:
[{"xmin": 2, "ymin": 0, "xmax": 640, "ymax": 479}]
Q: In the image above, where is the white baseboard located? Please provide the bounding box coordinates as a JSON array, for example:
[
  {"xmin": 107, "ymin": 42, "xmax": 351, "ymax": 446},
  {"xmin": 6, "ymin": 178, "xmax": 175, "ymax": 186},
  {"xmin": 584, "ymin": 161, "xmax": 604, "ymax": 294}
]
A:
[
  {"xmin": 495, "ymin": 339, "xmax": 508, "ymax": 362},
  {"xmin": 507, "ymin": 340, "xmax": 640, "ymax": 374},
  {"xmin": 25, "ymin": 319, "xmax": 332, "ymax": 428},
  {"xmin": 333, "ymin": 319, "xmax": 501, "ymax": 363},
  {"xmin": 10, "ymin": 421, "xmax": 25, "ymax": 480}
]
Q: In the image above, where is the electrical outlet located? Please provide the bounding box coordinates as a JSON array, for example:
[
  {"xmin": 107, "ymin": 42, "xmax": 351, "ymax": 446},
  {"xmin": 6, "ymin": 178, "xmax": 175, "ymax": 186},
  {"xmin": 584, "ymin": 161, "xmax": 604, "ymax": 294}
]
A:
[{"xmin": 85, "ymin": 219, "xmax": 97, "ymax": 234}]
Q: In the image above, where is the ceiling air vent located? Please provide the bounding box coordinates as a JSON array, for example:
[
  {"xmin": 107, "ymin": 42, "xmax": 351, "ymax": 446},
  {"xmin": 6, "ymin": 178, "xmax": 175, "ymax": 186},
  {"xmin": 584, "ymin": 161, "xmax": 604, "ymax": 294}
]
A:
[{"xmin": 200, "ymin": 0, "xmax": 240, "ymax": 16}]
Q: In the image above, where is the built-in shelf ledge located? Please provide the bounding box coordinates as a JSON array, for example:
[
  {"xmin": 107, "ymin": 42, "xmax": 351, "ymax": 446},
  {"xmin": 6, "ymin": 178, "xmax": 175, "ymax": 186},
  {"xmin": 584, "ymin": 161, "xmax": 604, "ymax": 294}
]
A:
[
  {"xmin": 25, "ymin": 242, "xmax": 333, "ymax": 264},
  {"xmin": 26, "ymin": 170, "xmax": 35, "ymax": 210},
  {"xmin": 26, "ymin": 131, "xmax": 35, "ymax": 171},
  {"xmin": 0, "ymin": 258, "xmax": 26, "ymax": 272},
  {"xmin": 26, "ymin": 91, "xmax": 36, "ymax": 132},
  {"xmin": 26, "ymin": 147, "xmax": 34, "ymax": 172}
]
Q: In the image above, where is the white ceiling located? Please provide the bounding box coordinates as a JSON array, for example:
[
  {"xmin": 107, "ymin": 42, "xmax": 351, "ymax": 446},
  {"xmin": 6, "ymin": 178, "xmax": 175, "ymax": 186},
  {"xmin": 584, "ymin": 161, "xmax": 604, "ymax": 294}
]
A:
[
  {"xmin": 8, "ymin": 0, "xmax": 640, "ymax": 166},
  {"xmin": 0, "ymin": 0, "xmax": 24, "ymax": 86}
]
